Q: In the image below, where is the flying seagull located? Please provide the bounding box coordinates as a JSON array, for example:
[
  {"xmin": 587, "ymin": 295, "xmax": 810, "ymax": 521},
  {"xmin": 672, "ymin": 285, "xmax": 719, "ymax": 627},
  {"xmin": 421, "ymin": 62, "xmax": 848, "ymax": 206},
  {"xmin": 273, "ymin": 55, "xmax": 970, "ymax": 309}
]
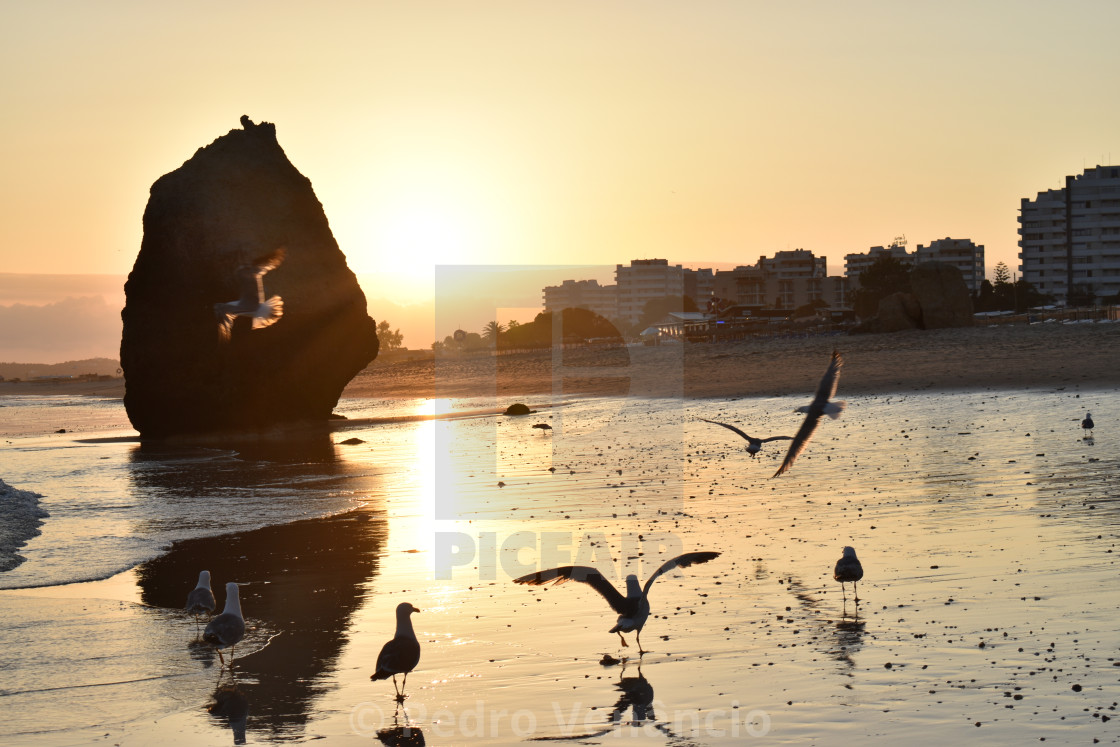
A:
[
  {"xmin": 371, "ymin": 602, "xmax": 421, "ymax": 702},
  {"xmin": 699, "ymin": 418, "xmax": 792, "ymax": 458},
  {"xmin": 214, "ymin": 247, "xmax": 286, "ymax": 341},
  {"xmin": 186, "ymin": 570, "xmax": 216, "ymax": 633},
  {"xmin": 773, "ymin": 349, "xmax": 846, "ymax": 478},
  {"xmin": 1082, "ymin": 411, "xmax": 1094, "ymax": 436},
  {"xmin": 203, "ymin": 582, "xmax": 246, "ymax": 669},
  {"xmin": 834, "ymin": 546, "xmax": 864, "ymax": 603},
  {"xmin": 513, "ymin": 551, "xmax": 720, "ymax": 653}
]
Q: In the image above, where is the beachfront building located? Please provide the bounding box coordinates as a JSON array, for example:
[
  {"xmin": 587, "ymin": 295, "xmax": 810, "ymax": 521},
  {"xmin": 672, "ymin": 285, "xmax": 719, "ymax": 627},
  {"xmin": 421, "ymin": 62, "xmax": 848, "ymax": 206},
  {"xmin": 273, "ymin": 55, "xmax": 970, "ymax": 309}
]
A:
[
  {"xmin": 1019, "ymin": 165, "xmax": 1120, "ymax": 304},
  {"xmin": 614, "ymin": 259, "xmax": 714, "ymax": 325},
  {"xmin": 711, "ymin": 249, "xmax": 849, "ymax": 312},
  {"xmin": 542, "ymin": 279, "xmax": 618, "ymax": 320},
  {"xmin": 844, "ymin": 237, "xmax": 913, "ymax": 280},
  {"xmin": 914, "ymin": 238, "xmax": 985, "ymax": 294}
]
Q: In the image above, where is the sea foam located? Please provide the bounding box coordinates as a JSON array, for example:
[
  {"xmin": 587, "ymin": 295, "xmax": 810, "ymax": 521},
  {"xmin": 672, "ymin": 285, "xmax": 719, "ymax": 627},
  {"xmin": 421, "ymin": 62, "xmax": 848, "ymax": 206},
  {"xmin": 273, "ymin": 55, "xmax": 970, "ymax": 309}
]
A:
[{"xmin": 0, "ymin": 478, "xmax": 49, "ymax": 572}]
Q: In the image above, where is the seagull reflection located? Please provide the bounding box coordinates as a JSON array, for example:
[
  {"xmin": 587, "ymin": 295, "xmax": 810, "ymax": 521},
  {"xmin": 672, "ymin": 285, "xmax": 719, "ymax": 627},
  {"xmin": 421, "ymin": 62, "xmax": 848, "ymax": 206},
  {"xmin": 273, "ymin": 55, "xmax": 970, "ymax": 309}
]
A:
[
  {"xmin": 208, "ymin": 682, "xmax": 249, "ymax": 745},
  {"xmin": 377, "ymin": 707, "xmax": 426, "ymax": 747},
  {"xmin": 606, "ymin": 660, "xmax": 656, "ymax": 726},
  {"xmin": 831, "ymin": 616, "xmax": 867, "ymax": 669}
]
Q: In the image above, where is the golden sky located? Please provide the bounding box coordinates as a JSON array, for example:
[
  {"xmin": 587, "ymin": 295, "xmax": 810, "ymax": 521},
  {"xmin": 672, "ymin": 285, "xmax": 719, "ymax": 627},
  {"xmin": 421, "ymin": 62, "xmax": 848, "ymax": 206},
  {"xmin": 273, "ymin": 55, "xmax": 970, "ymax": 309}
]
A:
[{"xmin": 3, "ymin": 0, "xmax": 1119, "ymax": 306}]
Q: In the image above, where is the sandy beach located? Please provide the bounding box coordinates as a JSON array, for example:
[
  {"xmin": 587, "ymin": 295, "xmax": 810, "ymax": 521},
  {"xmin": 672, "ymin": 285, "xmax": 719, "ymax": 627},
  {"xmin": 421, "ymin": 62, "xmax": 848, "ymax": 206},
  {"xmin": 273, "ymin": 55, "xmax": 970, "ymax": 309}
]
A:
[
  {"xmin": 2, "ymin": 321, "xmax": 1119, "ymax": 745},
  {"xmin": 5, "ymin": 323, "xmax": 1120, "ymax": 408}
]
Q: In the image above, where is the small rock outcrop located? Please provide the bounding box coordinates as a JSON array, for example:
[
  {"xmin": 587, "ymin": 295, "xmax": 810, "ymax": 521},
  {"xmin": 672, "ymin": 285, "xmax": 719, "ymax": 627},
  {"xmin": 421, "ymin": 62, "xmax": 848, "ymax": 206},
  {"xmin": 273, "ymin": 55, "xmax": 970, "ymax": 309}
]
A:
[
  {"xmin": 909, "ymin": 261, "xmax": 974, "ymax": 329},
  {"xmin": 121, "ymin": 117, "xmax": 379, "ymax": 438}
]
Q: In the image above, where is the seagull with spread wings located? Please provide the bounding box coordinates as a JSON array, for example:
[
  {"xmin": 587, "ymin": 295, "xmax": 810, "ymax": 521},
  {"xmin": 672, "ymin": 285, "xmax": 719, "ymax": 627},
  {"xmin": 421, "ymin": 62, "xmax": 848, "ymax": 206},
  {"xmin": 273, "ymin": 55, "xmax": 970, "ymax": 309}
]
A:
[
  {"xmin": 773, "ymin": 349, "xmax": 846, "ymax": 478},
  {"xmin": 214, "ymin": 247, "xmax": 286, "ymax": 341},
  {"xmin": 699, "ymin": 418, "xmax": 792, "ymax": 458},
  {"xmin": 513, "ymin": 551, "xmax": 720, "ymax": 653}
]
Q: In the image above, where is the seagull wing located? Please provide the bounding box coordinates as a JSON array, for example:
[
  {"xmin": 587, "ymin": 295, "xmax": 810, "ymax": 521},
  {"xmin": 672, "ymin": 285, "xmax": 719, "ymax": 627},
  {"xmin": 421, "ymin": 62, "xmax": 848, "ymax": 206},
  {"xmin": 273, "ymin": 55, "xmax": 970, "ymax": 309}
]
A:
[
  {"xmin": 642, "ymin": 551, "xmax": 720, "ymax": 596},
  {"xmin": 814, "ymin": 349, "xmax": 843, "ymax": 405},
  {"xmin": 774, "ymin": 350, "xmax": 843, "ymax": 478},
  {"xmin": 513, "ymin": 566, "xmax": 630, "ymax": 615},
  {"xmin": 251, "ymin": 247, "xmax": 286, "ymax": 275},
  {"xmin": 772, "ymin": 412, "xmax": 819, "ymax": 477},
  {"xmin": 757, "ymin": 435, "xmax": 794, "ymax": 443},
  {"xmin": 699, "ymin": 418, "xmax": 754, "ymax": 442}
]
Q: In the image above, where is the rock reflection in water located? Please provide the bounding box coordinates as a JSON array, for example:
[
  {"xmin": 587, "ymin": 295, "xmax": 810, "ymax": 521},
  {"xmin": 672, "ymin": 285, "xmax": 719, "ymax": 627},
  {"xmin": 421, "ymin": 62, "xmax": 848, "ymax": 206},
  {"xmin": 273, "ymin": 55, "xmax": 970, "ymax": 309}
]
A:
[{"xmin": 133, "ymin": 437, "xmax": 388, "ymax": 741}]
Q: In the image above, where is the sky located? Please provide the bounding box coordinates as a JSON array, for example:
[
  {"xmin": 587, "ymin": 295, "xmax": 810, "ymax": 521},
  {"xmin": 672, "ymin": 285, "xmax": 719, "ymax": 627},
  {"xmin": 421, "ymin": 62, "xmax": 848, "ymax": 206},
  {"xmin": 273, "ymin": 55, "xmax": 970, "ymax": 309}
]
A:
[{"xmin": 3, "ymin": 1, "xmax": 1119, "ymax": 361}]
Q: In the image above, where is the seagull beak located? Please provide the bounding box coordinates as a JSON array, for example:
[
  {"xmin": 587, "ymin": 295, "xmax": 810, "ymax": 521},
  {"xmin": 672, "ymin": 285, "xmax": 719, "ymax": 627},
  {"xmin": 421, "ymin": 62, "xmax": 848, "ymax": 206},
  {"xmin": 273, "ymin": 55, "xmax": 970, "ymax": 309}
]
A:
[{"xmin": 412, "ymin": 606, "xmax": 422, "ymax": 613}]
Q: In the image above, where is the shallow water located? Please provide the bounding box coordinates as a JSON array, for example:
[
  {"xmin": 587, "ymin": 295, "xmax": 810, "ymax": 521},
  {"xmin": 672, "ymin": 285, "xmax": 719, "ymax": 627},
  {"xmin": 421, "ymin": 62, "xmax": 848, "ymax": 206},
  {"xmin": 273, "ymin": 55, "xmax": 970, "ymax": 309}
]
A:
[{"xmin": 1, "ymin": 386, "xmax": 1118, "ymax": 744}]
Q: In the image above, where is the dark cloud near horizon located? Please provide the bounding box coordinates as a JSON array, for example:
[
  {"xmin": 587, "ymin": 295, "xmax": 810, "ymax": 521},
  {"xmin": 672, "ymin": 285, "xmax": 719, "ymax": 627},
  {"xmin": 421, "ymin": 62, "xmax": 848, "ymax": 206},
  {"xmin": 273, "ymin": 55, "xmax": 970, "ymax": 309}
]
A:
[{"xmin": 0, "ymin": 296, "xmax": 122, "ymax": 364}]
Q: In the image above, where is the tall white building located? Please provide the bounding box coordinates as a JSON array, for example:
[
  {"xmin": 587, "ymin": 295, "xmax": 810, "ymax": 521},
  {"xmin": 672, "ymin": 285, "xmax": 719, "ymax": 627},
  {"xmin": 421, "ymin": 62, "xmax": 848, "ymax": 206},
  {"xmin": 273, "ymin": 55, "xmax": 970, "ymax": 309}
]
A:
[
  {"xmin": 914, "ymin": 238, "xmax": 985, "ymax": 294},
  {"xmin": 614, "ymin": 259, "xmax": 686, "ymax": 325},
  {"xmin": 1019, "ymin": 165, "xmax": 1120, "ymax": 304}
]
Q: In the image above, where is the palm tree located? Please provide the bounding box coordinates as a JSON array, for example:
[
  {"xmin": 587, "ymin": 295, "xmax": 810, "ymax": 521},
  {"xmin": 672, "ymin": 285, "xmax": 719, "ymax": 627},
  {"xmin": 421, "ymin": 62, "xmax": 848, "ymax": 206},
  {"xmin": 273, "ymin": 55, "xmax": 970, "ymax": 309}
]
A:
[{"xmin": 481, "ymin": 320, "xmax": 505, "ymax": 345}]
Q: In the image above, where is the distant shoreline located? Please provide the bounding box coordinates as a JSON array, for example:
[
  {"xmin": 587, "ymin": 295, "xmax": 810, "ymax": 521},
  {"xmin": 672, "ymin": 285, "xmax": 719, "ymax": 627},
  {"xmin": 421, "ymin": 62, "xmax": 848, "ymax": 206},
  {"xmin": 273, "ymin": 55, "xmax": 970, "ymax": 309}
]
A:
[{"xmin": 2, "ymin": 322, "xmax": 1118, "ymax": 403}]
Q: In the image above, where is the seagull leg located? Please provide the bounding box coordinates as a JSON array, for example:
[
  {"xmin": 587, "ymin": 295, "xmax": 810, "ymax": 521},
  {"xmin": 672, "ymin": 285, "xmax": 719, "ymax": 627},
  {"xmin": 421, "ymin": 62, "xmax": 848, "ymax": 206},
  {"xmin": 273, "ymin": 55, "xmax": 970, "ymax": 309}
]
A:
[
  {"xmin": 853, "ymin": 582, "xmax": 860, "ymax": 603},
  {"xmin": 618, "ymin": 632, "xmax": 628, "ymax": 648},
  {"xmin": 636, "ymin": 631, "xmax": 646, "ymax": 655},
  {"xmin": 217, "ymin": 648, "xmax": 226, "ymax": 668}
]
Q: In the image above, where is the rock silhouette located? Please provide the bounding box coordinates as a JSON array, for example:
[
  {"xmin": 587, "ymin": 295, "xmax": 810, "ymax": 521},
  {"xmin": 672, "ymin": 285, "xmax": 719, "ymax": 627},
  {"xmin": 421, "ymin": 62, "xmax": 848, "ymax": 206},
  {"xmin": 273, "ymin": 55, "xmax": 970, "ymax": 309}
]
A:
[
  {"xmin": 121, "ymin": 117, "xmax": 378, "ymax": 438},
  {"xmin": 852, "ymin": 261, "xmax": 973, "ymax": 334}
]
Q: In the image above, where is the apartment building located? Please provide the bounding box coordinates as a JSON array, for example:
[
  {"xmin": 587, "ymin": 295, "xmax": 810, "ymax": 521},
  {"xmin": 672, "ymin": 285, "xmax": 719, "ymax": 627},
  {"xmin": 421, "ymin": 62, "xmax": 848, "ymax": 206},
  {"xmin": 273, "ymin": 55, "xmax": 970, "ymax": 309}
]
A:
[
  {"xmin": 711, "ymin": 249, "xmax": 848, "ymax": 311},
  {"xmin": 1019, "ymin": 165, "xmax": 1120, "ymax": 304}
]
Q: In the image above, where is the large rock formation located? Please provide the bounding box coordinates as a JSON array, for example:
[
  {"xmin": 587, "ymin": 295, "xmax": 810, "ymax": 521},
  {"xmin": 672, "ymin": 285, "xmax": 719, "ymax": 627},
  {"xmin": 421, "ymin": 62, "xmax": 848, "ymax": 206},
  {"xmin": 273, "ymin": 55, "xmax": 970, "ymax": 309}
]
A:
[
  {"xmin": 851, "ymin": 261, "xmax": 974, "ymax": 334},
  {"xmin": 909, "ymin": 261, "xmax": 974, "ymax": 329},
  {"xmin": 121, "ymin": 117, "xmax": 378, "ymax": 438}
]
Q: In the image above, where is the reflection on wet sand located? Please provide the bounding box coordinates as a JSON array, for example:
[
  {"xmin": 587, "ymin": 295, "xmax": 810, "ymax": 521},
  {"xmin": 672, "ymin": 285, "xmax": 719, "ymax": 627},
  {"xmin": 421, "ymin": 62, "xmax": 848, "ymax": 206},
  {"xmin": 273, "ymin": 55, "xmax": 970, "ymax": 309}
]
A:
[
  {"xmin": 377, "ymin": 706, "xmax": 427, "ymax": 746},
  {"xmin": 784, "ymin": 576, "xmax": 867, "ymax": 672},
  {"xmin": 208, "ymin": 681, "xmax": 249, "ymax": 745},
  {"xmin": 136, "ymin": 499, "xmax": 387, "ymax": 739}
]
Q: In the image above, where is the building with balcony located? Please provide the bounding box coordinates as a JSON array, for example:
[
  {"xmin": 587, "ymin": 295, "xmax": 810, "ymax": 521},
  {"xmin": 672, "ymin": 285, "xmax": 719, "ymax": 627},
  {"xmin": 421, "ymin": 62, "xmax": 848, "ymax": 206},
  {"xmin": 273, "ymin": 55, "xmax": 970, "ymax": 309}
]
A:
[
  {"xmin": 711, "ymin": 249, "xmax": 848, "ymax": 313},
  {"xmin": 1019, "ymin": 165, "xmax": 1120, "ymax": 304},
  {"xmin": 614, "ymin": 259, "xmax": 714, "ymax": 325}
]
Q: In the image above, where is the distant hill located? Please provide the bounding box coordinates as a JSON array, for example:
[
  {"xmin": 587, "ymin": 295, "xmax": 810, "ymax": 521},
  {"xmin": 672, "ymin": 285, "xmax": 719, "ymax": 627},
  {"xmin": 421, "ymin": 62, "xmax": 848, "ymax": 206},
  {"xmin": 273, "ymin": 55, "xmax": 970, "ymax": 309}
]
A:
[{"xmin": 0, "ymin": 358, "xmax": 121, "ymax": 380}]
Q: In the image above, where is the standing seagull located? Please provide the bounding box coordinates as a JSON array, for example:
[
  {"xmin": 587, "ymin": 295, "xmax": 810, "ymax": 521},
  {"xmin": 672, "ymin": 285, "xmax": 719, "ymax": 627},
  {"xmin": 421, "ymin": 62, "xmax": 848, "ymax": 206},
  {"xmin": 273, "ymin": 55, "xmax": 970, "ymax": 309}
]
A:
[
  {"xmin": 370, "ymin": 602, "xmax": 421, "ymax": 702},
  {"xmin": 773, "ymin": 349, "xmax": 846, "ymax": 478},
  {"xmin": 513, "ymin": 551, "xmax": 720, "ymax": 654},
  {"xmin": 834, "ymin": 546, "xmax": 864, "ymax": 603},
  {"xmin": 699, "ymin": 418, "xmax": 792, "ymax": 458},
  {"xmin": 204, "ymin": 582, "xmax": 246, "ymax": 669},
  {"xmin": 186, "ymin": 570, "xmax": 217, "ymax": 633},
  {"xmin": 214, "ymin": 247, "xmax": 286, "ymax": 341},
  {"xmin": 1082, "ymin": 411, "xmax": 1095, "ymax": 436}
]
